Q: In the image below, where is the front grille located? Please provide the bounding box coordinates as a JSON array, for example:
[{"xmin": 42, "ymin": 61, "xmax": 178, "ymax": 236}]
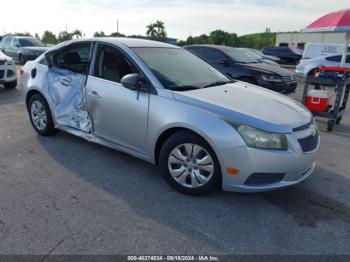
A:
[
  {"xmin": 7, "ymin": 70, "xmax": 15, "ymax": 77},
  {"xmin": 282, "ymin": 75, "xmax": 296, "ymax": 82},
  {"xmin": 0, "ymin": 70, "xmax": 4, "ymax": 79},
  {"xmin": 298, "ymin": 130, "xmax": 319, "ymax": 153},
  {"xmin": 244, "ymin": 173, "xmax": 285, "ymax": 186},
  {"xmin": 0, "ymin": 60, "xmax": 5, "ymax": 65}
]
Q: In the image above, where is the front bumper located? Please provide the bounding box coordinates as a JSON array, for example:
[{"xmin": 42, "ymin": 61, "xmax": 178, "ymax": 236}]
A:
[
  {"xmin": 0, "ymin": 63, "xmax": 17, "ymax": 84},
  {"xmin": 257, "ymin": 80, "xmax": 297, "ymax": 93},
  {"xmin": 218, "ymin": 132, "xmax": 319, "ymax": 193}
]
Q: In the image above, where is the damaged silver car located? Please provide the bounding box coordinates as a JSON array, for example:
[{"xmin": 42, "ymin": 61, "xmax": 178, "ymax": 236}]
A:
[{"xmin": 21, "ymin": 38, "xmax": 319, "ymax": 195}]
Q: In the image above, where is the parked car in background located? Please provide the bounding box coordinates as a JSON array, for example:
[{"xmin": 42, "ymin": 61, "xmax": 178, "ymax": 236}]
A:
[
  {"xmin": 0, "ymin": 50, "xmax": 17, "ymax": 88},
  {"xmin": 22, "ymin": 38, "xmax": 319, "ymax": 195},
  {"xmin": 0, "ymin": 36, "xmax": 48, "ymax": 65},
  {"xmin": 262, "ymin": 47, "xmax": 302, "ymax": 65},
  {"xmin": 302, "ymin": 43, "xmax": 350, "ymax": 60},
  {"xmin": 239, "ymin": 48, "xmax": 280, "ymax": 66},
  {"xmin": 185, "ymin": 45, "xmax": 297, "ymax": 93},
  {"xmin": 296, "ymin": 53, "xmax": 350, "ymax": 78},
  {"xmin": 249, "ymin": 48, "xmax": 281, "ymax": 64}
]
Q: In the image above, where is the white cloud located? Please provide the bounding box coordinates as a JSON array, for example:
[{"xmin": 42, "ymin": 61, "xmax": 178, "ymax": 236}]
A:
[{"xmin": 1, "ymin": 0, "xmax": 349, "ymax": 40}]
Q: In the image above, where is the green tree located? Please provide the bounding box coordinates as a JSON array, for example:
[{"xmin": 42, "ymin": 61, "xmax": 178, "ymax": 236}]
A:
[
  {"xmin": 109, "ymin": 32, "xmax": 126, "ymax": 37},
  {"xmin": 11, "ymin": 32, "xmax": 32, "ymax": 37},
  {"xmin": 94, "ymin": 31, "xmax": 106, "ymax": 37},
  {"xmin": 42, "ymin": 31, "xmax": 57, "ymax": 44},
  {"xmin": 72, "ymin": 29, "xmax": 82, "ymax": 39},
  {"xmin": 146, "ymin": 20, "xmax": 167, "ymax": 41},
  {"xmin": 58, "ymin": 31, "xmax": 73, "ymax": 42}
]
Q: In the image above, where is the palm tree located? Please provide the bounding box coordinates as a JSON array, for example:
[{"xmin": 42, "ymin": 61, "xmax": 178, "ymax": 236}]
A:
[
  {"xmin": 146, "ymin": 20, "xmax": 167, "ymax": 41},
  {"xmin": 72, "ymin": 29, "xmax": 82, "ymax": 39}
]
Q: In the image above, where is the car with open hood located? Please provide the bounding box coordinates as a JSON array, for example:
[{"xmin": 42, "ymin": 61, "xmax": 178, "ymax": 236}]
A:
[
  {"xmin": 0, "ymin": 36, "xmax": 48, "ymax": 65},
  {"xmin": 185, "ymin": 45, "xmax": 297, "ymax": 93},
  {"xmin": 21, "ymin": 38, "xmax": 319, "ymax": 195}
]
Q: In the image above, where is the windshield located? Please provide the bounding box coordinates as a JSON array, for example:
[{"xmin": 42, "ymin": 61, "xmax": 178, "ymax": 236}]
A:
[
  {"xmin": 222, "ymin": 48, "xmax": 259, "ymax": 64},
  {"xmin": 19, "ymin": 38, "xmax": 45, "ymax": 47},
  {"xmin": 133, "ymin": 48, "xmax": 229, "ymax": 90},
  {"xmin": 240, "ymin": 49, "xmax": 263, "ymax": 60}
]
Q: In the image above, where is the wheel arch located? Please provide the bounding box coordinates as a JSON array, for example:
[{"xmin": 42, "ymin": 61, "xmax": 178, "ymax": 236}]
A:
[
  {"xmin": 154, "ymin": 127, "xmax": 217, "ymax": 166},
  {"xmin": 26, "ymin": 89, "xmax": 56, "ymax": 125}
]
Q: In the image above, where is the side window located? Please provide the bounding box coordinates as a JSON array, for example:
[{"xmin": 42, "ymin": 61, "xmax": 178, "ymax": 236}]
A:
[
  {"xmin": 93, "ymin": 45, "xmax": 138, "ymax": 83},
  {"xmin": 201, "ymin": 48, "xmax": 226, "ymax": 62},
  {"xmin": 326, "ymin": 55, "xmax": 342, "ymax": 62},
  {"xmin": 39, "ymin": 57, "xmax": 49, "ymax": 66},
  {"xmin": 47, "ymin": 42, "xmax": 92, "ymax": 74},
  {"xmin": 346, "ymin": 55, "xmax": 350, "ymax": 64},
  {"xmin": 12, "ymin": 38, "xmax": 19, "ymax": 47},
  {"xmin": 187, "ymin": 47, "xmax": 202, "ymax": 57}
]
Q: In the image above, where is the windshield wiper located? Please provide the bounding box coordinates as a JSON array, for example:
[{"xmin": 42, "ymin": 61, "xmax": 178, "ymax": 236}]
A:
[
  {"xmin": 202, "ymin": 80, "xmax": 235, "ymax": 88},
  {"xmin": 171, "ymin": 85, "xmax": 201, "ymax": 91}
]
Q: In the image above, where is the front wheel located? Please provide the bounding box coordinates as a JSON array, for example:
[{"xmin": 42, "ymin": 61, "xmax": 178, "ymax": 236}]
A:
[
  {"xmin": 19, "ymin": 54, "xmax": 26, "ymax": 65},
  {"xmin": 159, "ymin": 131, "xmax": 221, "ymax": 195},
  {"xmin": 28, "ymin": 94, "xmax": 57, "ymax": 136}
]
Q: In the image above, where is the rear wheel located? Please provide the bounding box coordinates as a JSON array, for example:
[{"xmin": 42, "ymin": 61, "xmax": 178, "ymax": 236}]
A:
[
  {"xmin": 28, "ymin": 94, "xmax": 57, "ymax": 136},
  {"xmin": 159, "ymin": 131, "xmax": 221, "ymax": 195}
]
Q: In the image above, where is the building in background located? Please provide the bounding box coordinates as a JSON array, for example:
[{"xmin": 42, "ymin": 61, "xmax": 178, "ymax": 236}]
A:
[
  {"xmin": 275, "ymin": 31, "xmax": 348, "ymax": 50},
  {"xmin": 276, "ymin": 9, "xmax": 350, "ymax": 50}
]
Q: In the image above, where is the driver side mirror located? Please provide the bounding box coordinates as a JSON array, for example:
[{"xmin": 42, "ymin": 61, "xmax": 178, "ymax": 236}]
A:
[
  {"xmin": 217, "ymin": 58, "xmax": 229, "ymax": 67},
  {"xmin": 15, "ymin": 44, "xmax": 20, "ymax": 48},
  {"xmin": 121, "ymin": 73, "xmax": 148, "ymax": 92}
]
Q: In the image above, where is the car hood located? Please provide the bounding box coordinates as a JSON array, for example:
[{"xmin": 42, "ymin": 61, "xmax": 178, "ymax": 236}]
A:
[
  {"xmin": 238, "ymin": 63, "xmax": 293, "ymax": 76},
  {"xmin": 22, "ymin": 46, "xmax": 49, "ymax": 52},
  {"xmin": 173, "ymin": 82, "xmax": 312, "ymax": 133},
  {"xmin": 0, "ymin": 51, "xmax": 10, "ymax": 60}
]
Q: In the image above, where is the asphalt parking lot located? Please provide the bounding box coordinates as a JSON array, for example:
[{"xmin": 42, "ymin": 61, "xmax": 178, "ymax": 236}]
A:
[{"xmin": 0, "ymin": 71, "xmax": 350, "ymax": 256}]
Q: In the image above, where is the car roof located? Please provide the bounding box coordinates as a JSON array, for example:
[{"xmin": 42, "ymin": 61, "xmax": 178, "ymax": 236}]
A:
[
  {"xmin": 68, "ymin": 37, "xmax": 179, "ymax": 49},
  {"xmin": 185, "ymin": 44, "xmax": 239, "ymax": 51}
]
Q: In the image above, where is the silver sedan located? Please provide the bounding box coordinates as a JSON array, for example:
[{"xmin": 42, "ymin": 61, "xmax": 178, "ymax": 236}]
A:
[
  {"xmin": 21, "ymin": 38, "xmax": 319, "ymax": 195},
  {"xmin": 296, "ymin": 53, "xmax": 350, "ymax": 78}
]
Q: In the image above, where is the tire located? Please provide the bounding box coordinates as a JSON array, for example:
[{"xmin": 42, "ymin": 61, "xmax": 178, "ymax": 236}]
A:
[
  {"xmin": 336, "ymin": 116, "xmax": 342, "ymax": 125},
  {"xmin": 4, "ymin": 80, "xmax": 17, "ymax": 89},
  {"xmin": 28, "ymin": 94, "xmax": 57, "ymax": 136},
  {"xmin": 159, "ymin": 131, "xmax": 221, "ymax": 196},
  {"xmin": 19, "ymin": 54, "xmax": 26, "ymax": 65},
  {"xmin": 327, "ymin": 120, "xmax": 336, "ymax": 132}
]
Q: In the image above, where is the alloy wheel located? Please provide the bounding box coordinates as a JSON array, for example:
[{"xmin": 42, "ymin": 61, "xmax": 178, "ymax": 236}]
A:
[{"xmin": 31, "ymin": 100, "xmax": 47, "ymax": 131}]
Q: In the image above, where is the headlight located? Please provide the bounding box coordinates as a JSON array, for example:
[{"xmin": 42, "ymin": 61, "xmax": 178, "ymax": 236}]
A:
[
  {"xmin": 238, "ymin": 125, "xmax": 288, "ymax": 150},
  {"xmin": 261, "ymin": 74, "xmax": 283, "ymax": 82},
  {"xmin": 6, "ymin": 59, "xmax": 14, "ymax": 65}
]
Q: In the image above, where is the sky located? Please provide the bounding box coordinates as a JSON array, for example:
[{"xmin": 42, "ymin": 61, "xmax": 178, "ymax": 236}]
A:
[{"xmin": 1, "ymin": 0, "xmax": 349, "ymax": 40}]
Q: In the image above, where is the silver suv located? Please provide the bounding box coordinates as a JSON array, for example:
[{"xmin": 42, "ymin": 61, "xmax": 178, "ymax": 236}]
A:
[
  {"xmin": 0, "ymin": 36, "xmax": 48, "ymax": 65},
  {"xmin": 21, "ymin": 38, "xmax": 319, "ymax": 195}
]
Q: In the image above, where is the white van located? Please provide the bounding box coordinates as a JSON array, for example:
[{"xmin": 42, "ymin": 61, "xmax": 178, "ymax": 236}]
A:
[{"xmin": 302, "ymin": 43, "xmax": 350, "ymax": 60}]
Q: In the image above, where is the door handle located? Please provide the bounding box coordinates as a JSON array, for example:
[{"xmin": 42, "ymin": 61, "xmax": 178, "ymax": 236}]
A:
[
  {"xmin": 88, "ymin": 90, "xmax": 101, "ymax": 98},
  {"xmin": 60, "ymin": 78, "xmax": 71, "ymax": 87}
]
